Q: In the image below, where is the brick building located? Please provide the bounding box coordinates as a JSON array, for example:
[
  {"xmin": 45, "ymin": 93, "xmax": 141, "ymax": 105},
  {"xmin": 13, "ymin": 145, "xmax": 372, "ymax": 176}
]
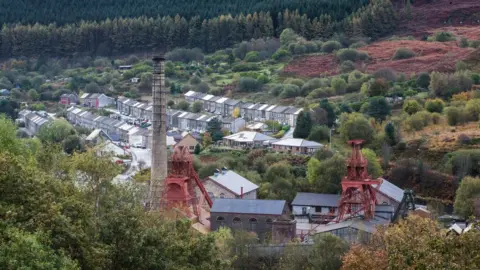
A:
[{"xmin": 210, "ymin": 199, "xmax": 296, "ymax": 242}]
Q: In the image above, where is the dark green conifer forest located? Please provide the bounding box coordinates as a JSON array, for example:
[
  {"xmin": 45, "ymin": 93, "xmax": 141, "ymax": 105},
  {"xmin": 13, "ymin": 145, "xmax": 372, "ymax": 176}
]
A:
[
  {"xmin": 0, "ymin": 0, "xmax": 397, "ymax": 57},
  {"xmin": 0, "ymin": 0, "xmax": 369, "ymax": 25}
]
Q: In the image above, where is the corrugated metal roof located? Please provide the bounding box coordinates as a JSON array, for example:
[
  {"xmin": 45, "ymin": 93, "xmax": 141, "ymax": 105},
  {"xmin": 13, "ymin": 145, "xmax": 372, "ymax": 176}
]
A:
[
  {"xmin": 292, "ymin": 193, "xmax": 340, "ymax": 207},
  {"xmin": 209, "ymin": 170, "xmax": 258, "ymax": 195},
  {"xmin": 211, "ymin": 199, "xmax": 286, "ymax": 215},
  {"xmin": 375, "ymin": 179, "xmax": 404, "ymax": 203}
]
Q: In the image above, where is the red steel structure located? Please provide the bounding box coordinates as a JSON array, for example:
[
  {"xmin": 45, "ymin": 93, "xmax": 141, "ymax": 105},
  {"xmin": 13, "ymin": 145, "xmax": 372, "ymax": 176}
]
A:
[
  {"xmin": 160, "ymin": 146, "xmax": 213, "ymax": 217},
  {"xmin": 336, "ymin": 140, "xmax": 381, "ymax": 222}
]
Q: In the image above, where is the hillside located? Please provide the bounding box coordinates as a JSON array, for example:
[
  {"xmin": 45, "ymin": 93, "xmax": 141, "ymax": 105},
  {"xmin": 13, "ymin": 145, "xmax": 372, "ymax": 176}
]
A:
[
  {"xmin": 284, "ymin": 0, "xmax": 480, "ymax": 77},
  {"xmin": 0, "ymin": 0, "xmax": 368, "ymax": 25}
]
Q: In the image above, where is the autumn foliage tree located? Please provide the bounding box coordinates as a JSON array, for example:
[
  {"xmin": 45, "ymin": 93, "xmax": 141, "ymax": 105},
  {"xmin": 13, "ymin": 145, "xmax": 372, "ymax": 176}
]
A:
[{"xmin": 342, "ymin": 215, "xmax": 480, "ymax": 270}]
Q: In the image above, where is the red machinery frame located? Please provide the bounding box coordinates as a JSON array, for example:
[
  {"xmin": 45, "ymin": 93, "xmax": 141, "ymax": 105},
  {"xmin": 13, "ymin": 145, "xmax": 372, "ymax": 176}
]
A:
[
  {"xmin": 160, "ymin": 146, "xmax": 213, "ymax": 217},
  {"xmin": 336, "ymin": 140, "xmax": 381, "ymax": 222}
]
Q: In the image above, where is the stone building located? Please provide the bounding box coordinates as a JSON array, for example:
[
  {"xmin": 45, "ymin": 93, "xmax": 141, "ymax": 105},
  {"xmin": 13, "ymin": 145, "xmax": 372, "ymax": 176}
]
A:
[
  {"xmin": 210, "ymin": 199, "xmax": 296, "ymax": 242},
  {"xmin": 174, "ymin": 133, "xmax": 200, "ymax": 153}
]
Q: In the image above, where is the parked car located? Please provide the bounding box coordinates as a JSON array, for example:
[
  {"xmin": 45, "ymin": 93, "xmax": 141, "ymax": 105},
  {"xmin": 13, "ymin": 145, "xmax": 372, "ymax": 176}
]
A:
[{"xmin": 132, "ymin": 142, "xmax": 146, "ymax": 149}]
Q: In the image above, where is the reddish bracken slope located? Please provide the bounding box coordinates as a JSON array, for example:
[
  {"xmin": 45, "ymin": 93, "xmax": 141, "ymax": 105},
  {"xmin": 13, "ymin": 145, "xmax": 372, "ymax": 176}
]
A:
[
  {"xmin": 284, "ymin": 40, "xmax": 474, "ymax": 77},
  {"xmin": 283, "ymin": 0, "xmax": 480, "ymax": 77}
]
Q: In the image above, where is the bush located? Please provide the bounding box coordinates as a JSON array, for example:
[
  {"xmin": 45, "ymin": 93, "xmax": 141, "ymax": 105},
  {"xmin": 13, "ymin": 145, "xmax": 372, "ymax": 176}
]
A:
[
  {"xmin": 356, "ymin": 51, "xmax": 369, "ymax": 61},
  {"xmin": 331, "ymin": 77, "xmax": 347, "ymax": 95},
  {"xmin": 308, "ymin": 125, "xmax": 330, "ymax": 143},
  {"xmin": 189, "ymin": 75, "xmax": 201, "ymax": 85},
  {"xmin": 279, "ymin": 84, "xmax": 301, "ymax": 98},
  {"xmin": 429, "ymin": 32, "xmax": 456, "ymax": 42},
  {"xmin": 272, "ymin": 49, "xmax": 290, "ymax": 60},
  {"xmin": 194, "ymin": 81, "xmax": 210, "ymax": 93},
  {"xmin": 336, "ymin": 49, "xmax": 358, "ymax": 62},
  {"xmin": 322, "ymin": 41, "xmax": 342, "ymax": 53},
  {"xmin": 460, "ymin": 37, "xmax": 469, "ymax": 48},
  {"xmin": 469, "ymin": 40, "xmax": 480, "ymax": 48},
  {"xmin": 430, "ymin": 71, "xmax": 473, "ymax": 97},
  {"xmin": 284, "ymin": 78, "xmax": 304, "ymax": 88},
  {"xmin": 293, "ymin": 44, "xmax": 307, "ymax": 55},
  {"xmin": 403, "ymin": 99, "xmax": 423, "ymax": 115},
  {"xmin": 425, "ymin": 99, "xmax": 444, "ymax": 113},
  {"xmin": 237, "ymin": 77, "xmax": 261, "ymax": 92},
  {"xmin": 465, "ymin": 99, "xmax": 480, "ymax": 121},
  {"xmin": 340, "ymin": 60, "xmax": 356, "ymax": 73},
  {"xmin": 445, "ymin": 107, "xmax": 467, "ymax": 126},
  {"xmin": 165, "ymin": 48, "xmax": 204, "ymax": 63},
  {"xmin": 405, "ymin": 113, "xmax": 426, "ymax": 131},
  {"xmin": 362, "ymin": 78, "xmax": 389, "ymax": 97},
  {"xmin": 456, "ymin": 61, "xmax": 468, "ymax": 72},
  {"xmin": 374, "ymin": 68, "xmax": 397, "ymax": 82},
  {"xmin": 416, "ymin": 72, "xmax": 431, "ymax": 89},
  {"xmin": 232, "ymin": 63, "xmax": 260, "ymax": 72},
  {"xmin": 244, "ymin": 51, "xmax": 260, "ymax": 62},
  {"xmin": 339, "ymin": 112, "xmax": 375, "ymax": 144},
  {"xmin": 308, "ymin": 87, "xmax": 335, "ymax": 99},
  {"xmin": 349, "ymin": 41, "xmax": 367, "ymax": 49},
  {"xmin": 392, "ymin": 48, "xmax": 415, "ymax": 60},
  {"xmin": 302, "ymin": 78, "xmax": 328, "ymax": 94},
  {"xmin": 431, "ymin": 112, "xmax": 443, "ymax": 125},
  {"xmin": 304, "ymin": 41, "xmax": 319, "ymax": 53}
]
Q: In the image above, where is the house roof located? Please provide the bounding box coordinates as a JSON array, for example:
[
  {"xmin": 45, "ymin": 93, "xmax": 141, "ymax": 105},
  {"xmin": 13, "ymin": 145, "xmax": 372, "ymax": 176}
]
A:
[
  {"xmin": 285, "ymin": 107, "xmax": 302, "ymax": 114},
  {"xmin": 216, "ymin": 97, "xmax": 229, "ymax": 104},
  {"xmin": 316, "ymin": 218, "xmax": 390, "ymax": 234},
  {"xmin": 266, "ymin": 105, "xmax": 277, "ymax": 111},
  {"xmin": 211, "ymin": 199, "xmax": 286, "ymax": 215},
  {"xmin": 246, "ymin": 122, "xmax": 266, "ymax": 130},
  {"xmin": 292, "ymin": 193, "xmax": 340, "ymax": 207},
  {"xmin": 184, "ymin": 90, "xmax": 197, "ymax": 97},
  {"xmin": 258, "ymin": 104, "xmax": 269, "ymax": 111},
  {"xmin": 80, "ymin": 93, "xmax": 90, "ymax": 99},
  {"xmin": 202, "ymin": 94, "xmax": 214, "ymax": 101},
  {"xmin": 272, "ymin": 106, "xmax": 290, "ymax": 113},
  {"xmin": 375, "ymin": 179, "xmax": 404, "ymax": 203},
  {"xmin": 225, "ymin": 99, "xmax": 241, "ymax": 106},
  {"xmin": 223, "ymin": 131, "xmax": 274, "ymax": 142},
  {"xmin": 209, "ymin": 170, "xmax": 258, "ymax": 196},
  {"xmin": 272, "ymin": 138, "xmax": 323, "ymax": 148}
]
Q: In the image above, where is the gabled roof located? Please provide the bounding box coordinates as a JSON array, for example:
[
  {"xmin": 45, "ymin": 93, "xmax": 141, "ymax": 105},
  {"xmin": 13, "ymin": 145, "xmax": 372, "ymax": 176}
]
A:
[
  {"xmin": 266, "ymin": 105, "xmax": 277, "ymax": 111},
  {"xmin": 285, "ymin": 107, "xmax": 302, "ymax": 114},
  {"xmin": 292, "ymin": 193, "xmax": 340, "ymax": 207},
  {"xmin": 257, "ymin": 104, "xmax": 269, "ymax": 111},
  {"xmin": 375, "ymin": 179, "xmax": 404, "ymax": 203},
  {"xmin": 211, "ymin": 199, "xmax": 286, "ymax": 215},
  {"xmin": 272, "ymin": 106, "xmax": 290, "ymax": 113},
  {"xmin": 80, "ymin": 93, "xmax": 90, "ymax": 99},
  {"xmin": 216, "ymin": 97, "xmax": 229, "ymax": 104},
  {"xmin": 225, "ymin": 99, "xmax": 241, "ymax": 106},
  {"xmin": 208, "ymin": 170, "xmax": 258, "ymax": 196},
  {"xmin": 184, "ymin": 90, "xmax": 197, "ymax": 97},
  {"xmin": 202, "ymin": 94, "xmax": 214, "ymax": 101},
  {"xmin": 223, "ymin": 131, "xmax": 274, "ymax": 142},
  {"xmin": 272, "ymin": 138, "xmax": 323, "ymax": 148}
]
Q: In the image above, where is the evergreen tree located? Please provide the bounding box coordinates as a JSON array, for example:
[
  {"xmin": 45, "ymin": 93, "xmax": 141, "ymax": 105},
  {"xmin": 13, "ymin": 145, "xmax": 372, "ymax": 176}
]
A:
[
  {"xmin": 293, "ymin": 111, "xmax": 312, "ymax": 139},
  {"xmin": 320, "ymin": 99, "xmax": 336, "ymax": 127},
  {"xmin": 207, "ymin": 117, "xmax": 224, "ymax": 142}
]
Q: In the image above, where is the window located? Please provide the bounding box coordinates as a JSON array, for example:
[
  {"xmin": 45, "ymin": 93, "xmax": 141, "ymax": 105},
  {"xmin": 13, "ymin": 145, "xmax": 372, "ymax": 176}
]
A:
[
  {"xmin": 189, "ymin": 146, "xmax": 195, "ymax": 150},
  {"xmin": 266, "ymin": 218, "xmax": 273, "ymax": 224},
  {"xmin": 249, "ymin": 218, "xmax": 258, "ymax": 231},
  {"xmin": 219, "ymin": 193, "xmax": 225, "ymax": 198},
  {"xmin": 216, "ymin": 216, "xmax": 225, "ymax": 227},
  {"xmin": 233, "ymin": 217, "xmax": 242, "ymax": 224}
]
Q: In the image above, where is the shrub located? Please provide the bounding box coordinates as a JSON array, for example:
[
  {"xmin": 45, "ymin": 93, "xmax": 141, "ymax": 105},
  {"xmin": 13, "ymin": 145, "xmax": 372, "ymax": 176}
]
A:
[
  {"xmin": 469, "ymin": 40, "xmax": 480, "ymax": 48},
  {"xmin": 165, "ymin": 48, "xmax": 204, "ymax": 63},
  {"xmin": 465, "ymin": 99, "xmax": 480, "ymax": 121},
  {"xmin": 362, "ymin": 78, "xmax": 389, "ymax": 97},
  {"xmin": 189, "ymin": 75, "xmax": 201, "ymax": 85},
  {"xmin": 403, "ymin": 99, "xmax": 423, "ymax": 115},
  {"xmin": 457, "ymin": 134, "xmax": 472, "ymax": 145},
  {"xmin": 304, "ymin": 41, "xmax": 319, "ymax": 53},
  {"xmin": 257, "ymin": 74, "xmax": 269, "ymax": 84},
  {"xmin": 429, "ymin": 32, "xmax": 456, "ymax": 42},
  {"xmin": 302, "ymin": 78, "xmax": 328, "ymax": 94},
  {"xmin": 425, "ymin": 99, "xmax": 445, "ymax": 113},
  {"xmin": 331, "ymin": 77, "xmax": 347, "ymax": 95},
  {"xmin": 445, "ymin": 107, "xmax": 467, "ymax": 126},
  {"xmin": 237, "ymin": 77, "xmax": 261, "ymax": 92},
  {"xmin": 340, "ymin": 61, "xmax": 356, "ymax": 73},
  {"xmin": 308, "ymin": 125, "xmax": 330, "ymax": 143},
  {"xmin": 322, "ymin": 41, "xmax": 342, "ymax": 53},
  {"xmin": 431, "ymin": 112, "xmax": 443, "ymax": 125},
  {"xmin": 336, "ymin": 49, "xmax": 358, "ymax": 62},
  {"xmin": 272, "ymin": 130, "xmax": 286, "ymax": 139},
  {"xmin": 272, "ymin": 49, "xmax": 290, "ymax": 60},
  {"xmin": 349, "ymin": 41, "xmax": 367, "ymax": 49},
  {"xmin": 244, "ymin": 51, "xmax": 260, "ymax": 62},
  {"xmin": 308, "ymin": 87, "xmax": 335, "ymax": 99},
  {"xmin": 293, "ymin": 44, "xmax": 307, "ymax": 55},
  {"xmin": 430, "ymin": 71, "xmax": 473, "ymax": 97},
  {"xmin": 284, "ymin": 78, "xmax": 304, "ymax": 88},
  {"xmin": 456, "ymin": 61, "xmax": 468, "ymax": 72},
  {"xmin": 194, "ymin": 81, "xmax": 210, "ymax": 93},
  {"xmin": 405, "ymin": 113, "xmax": 426, "ymax": 131},
  {"xmin": 374, "ymin": 68, "xmax": 397, "ymax": 82},
  {"xmin": 279, "ymin": 84, "xmax": 301, "ymax": 98},
  {"xmin": 356, "ymin": 51, "xmax": 369, "ymax": 61},
  {"xmin": 280, "ymin": 28, "xmax": 301, "ymax": 46},
  {"xmin": 392, "ymin": 48, "xmax": 415, "ymax": 60},
  {"xmin": 232, "ymin": 63, "xmax": 260, "ymax": 72},
  {"xmin": 416, "ymin": 72, "xmax": 431, "ymax": 89},
  {"xmin": 339, "ymin": 112, "xmax": 375, "ymax": 144},
  {"xmin": 460, "ymin": 37, "xmax": 469, "ymax": 48}
]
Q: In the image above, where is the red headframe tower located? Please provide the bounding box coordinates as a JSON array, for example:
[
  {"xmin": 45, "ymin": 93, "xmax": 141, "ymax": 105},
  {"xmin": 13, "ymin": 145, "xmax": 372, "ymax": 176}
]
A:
[
  {"xmin": 336, "ymin": 140, "xmax": 382, "ymax": 222},
  {"xmin": 159, "ymin": 146, "xmax": 213, "ymax": 218}
]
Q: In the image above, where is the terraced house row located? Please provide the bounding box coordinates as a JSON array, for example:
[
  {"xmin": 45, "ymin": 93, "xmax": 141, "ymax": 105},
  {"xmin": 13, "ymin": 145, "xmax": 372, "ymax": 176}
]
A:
[
  {"xmin": 183, "ymin": 91, "xmax": 303, "ymax": 127},
  {"xmin": 116, "ymin": 96, "xmax": 246, "ymax": 133}
]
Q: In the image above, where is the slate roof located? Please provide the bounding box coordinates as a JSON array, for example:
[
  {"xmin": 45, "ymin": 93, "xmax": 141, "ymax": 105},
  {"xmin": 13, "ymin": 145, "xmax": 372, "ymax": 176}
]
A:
[
  {"xmin": 209, "ymin": 170, "xmax": 259, "ymax": 196},
  {"xmin": 223, "ymin": 131, "xmax": 274, "ymax": 142},
  {"xmin": 272, "ymin": 138, "xmax": 323, "ymax": 148},
  {"xmin": 224, "ymin": 99, "xmax": 241, "ymax": 106},
  {"xmin": 272, "ymin": 106, "xmax": 290, "ymax": 113},
  {"xmin": 375, "ymin": 179, "xmax": 404, "ymax": 203},
  {"xmin": 292, "ymin": 193, "xmax": 340, "ymax": 207},
  {"xmin": 211, "ymin": 199, "xmax": 286, "ymax": 215}
]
